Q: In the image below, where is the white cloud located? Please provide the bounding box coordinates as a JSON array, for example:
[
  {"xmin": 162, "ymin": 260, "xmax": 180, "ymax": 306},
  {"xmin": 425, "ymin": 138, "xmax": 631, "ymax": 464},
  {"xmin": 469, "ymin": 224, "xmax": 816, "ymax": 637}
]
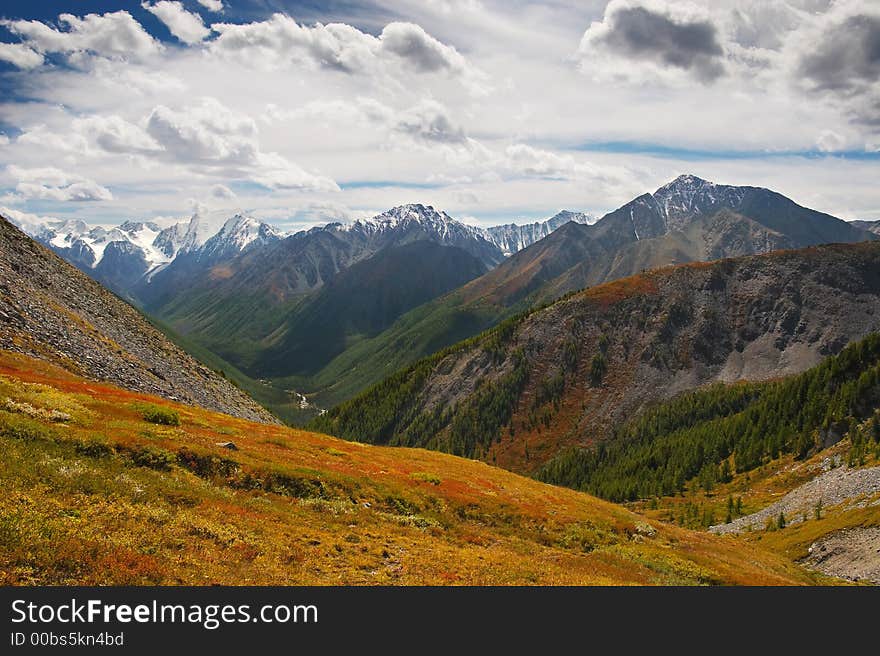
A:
[
  {"xmin": 75, "ymin": 115, "xmax": 162, "ymax": 154},
  {"xmin": 196, "ymin": 0, "xmax": 224, "ymax": 11},
  {"xmin": 815, "ymin": 130, "xmax": 847, "ymax": 153},
  {"xmin": 142, "ymin": 2, "xmax": 210, "ymax": 45},
  {"xmin": 16, "ymin": 181, "xmax": 113, "ymax": 202},
  {"xmin": 210, "ymin": 183, "xmax": 236, "ymax": 199},
  {"xmin": 7, "ymin": 165, "xmax": 113, "ymax": 202},
  {"xmin": 1, "ymin": 11, "xmax": 161, "ymax": 65},
  {"xmin": 16, "ymin": 124, "xmax": 89, "ymax": 154},
  {"xmin": 379, "ymin": 22, "xmax": 469, "ymax": 75},
  {"xmin": 394, "ymin": 100, "xmax": 467, "ymax": 143},
  {"xmin": 0, "ymin": 42, "xmax": 44, "ymax": 69},
  {"xmin": 0, "ymin": 4, "xmax": 878, "ymax": 225},
  {"xmin": 145, "ymin": 98, "xmax": 258, "ymax": 165},
  {"xmin": 8, "ymin": 165, "xmax": 79, "ymax": 187},
  {"xmin": 141, "ymin": 98, "xmax": 338, "ymax": 191},
  {"xmin": 0, "ymin": 206, "xmax": 62, "ymax": 233},
  {"xmin": 208, "ymin": 14, "xmax": 485, "ymax": 90},
  {"xmin": 252, "ymin": 153, "xmax": 339, "ymax": 192},
  {"xmin": 210, "ymin": 14, "xmax": 381, "ymax": 73}
]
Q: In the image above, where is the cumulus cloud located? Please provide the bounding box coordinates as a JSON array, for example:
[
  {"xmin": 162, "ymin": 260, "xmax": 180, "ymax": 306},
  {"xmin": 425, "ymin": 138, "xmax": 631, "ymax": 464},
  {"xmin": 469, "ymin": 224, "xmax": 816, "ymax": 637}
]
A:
[
  {"xmin": 0, "ymin": 11, "xmax": 161, "ymax": 64},
  {"xmin": 500, "ymin": 144, "xmax": 608, "ymax": 180},
  {"xmin": 0, "ymin": 42, "xmax": 44, "ymax": 69},
  {"xmin": 580, "ymin": 1, "xmax": 725, "ymax": 82},
  {"xmin": 784, "ymin": 6, "xmax": 880, "ymax": 128},
  {"xmin": 393, "ymin": 100, "xmax": 467, "ymax": 144},
  {"xmin": 210, "ymin": 14, "xmax": 380, "ymax": 73},
  {"xmin": 209, "ymin": 14, "xmax": 482, "ymax": 89},
  {"xmin": 75, "ymin": 115, "xmax": 162, "ymax": 154},
  {"xmin": 145, "ymin": 98, "xmax": 259, "ymax": 165},
  {"xmin": 143, "ymin": 98, "xmax": 338, "ymax": 191},
  {"xmin": 142, "ymin": 2, "xmax": 210, "ymax": 45},
  {"xmin": 16, "ymin": 125, "xmax": 88, "ymax": 154},
  {"xmin": 251, "ymin": 153, "xmax": 339, "ymax": 192},
  {"xmin": 815, "ymin": 130, "xmax": 847, "ymax": 153},
  {"xmin": 379, "ymin": 22, "xmax": 469, "ymax": 75},
  {"xmin": 7, "ymin": 165, "xmax": 113, "ymax": 202},
  {"xmin": 0, "ymin": 207, "xmax": 70, "ymax": 235},
  {"xmin": 197, "ymin": 0, "xmax": 224, "ymax": 11}
]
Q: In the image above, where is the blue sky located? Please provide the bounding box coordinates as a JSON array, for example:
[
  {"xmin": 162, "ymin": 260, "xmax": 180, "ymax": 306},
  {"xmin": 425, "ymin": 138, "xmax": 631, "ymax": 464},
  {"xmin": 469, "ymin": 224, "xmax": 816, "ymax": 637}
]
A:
[{"xmin": 0, "ymin": 0, "xmax": 877, "ymax": 233}]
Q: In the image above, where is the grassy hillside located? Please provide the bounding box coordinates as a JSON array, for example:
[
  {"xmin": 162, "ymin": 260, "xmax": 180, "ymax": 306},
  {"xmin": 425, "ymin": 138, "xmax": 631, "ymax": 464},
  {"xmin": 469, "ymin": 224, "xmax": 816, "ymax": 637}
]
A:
[{"xmin": 0, "ymin": 350, "xmax": 819, "ymax": 585}]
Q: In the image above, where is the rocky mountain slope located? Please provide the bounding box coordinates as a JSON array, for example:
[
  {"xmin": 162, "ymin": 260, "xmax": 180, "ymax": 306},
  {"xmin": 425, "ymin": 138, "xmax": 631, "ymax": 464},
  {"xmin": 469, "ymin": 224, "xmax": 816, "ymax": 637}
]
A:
[
  {"xmin": 0, "ymin": 216, "xmax": 276, "ymax": 423},
  {"xmin": 314, "ymin": 241, "xmax": 880, "ymax": 474}
]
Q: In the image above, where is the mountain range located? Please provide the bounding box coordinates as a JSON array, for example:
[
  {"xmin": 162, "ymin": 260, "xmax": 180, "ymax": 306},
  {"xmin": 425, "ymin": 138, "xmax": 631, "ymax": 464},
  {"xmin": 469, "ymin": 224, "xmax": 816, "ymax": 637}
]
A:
[
  {"xmin": 3, "ymin": 174, "xmax": 880, "ymax": 586},
  {"xmin": 287, "ymin": 175, "xmax": 875, "ymax": 410},
  {"xmin": 10, "ymin": 175, "xmax": 877, "ymax": 422}
]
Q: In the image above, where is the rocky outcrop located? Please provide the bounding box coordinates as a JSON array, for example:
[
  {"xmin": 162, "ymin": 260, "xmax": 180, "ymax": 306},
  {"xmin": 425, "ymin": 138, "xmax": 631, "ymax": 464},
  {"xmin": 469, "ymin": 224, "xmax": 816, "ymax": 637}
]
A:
[
  {"xmin": 801, "ymin": 527, "xmax": 880, "ymax": 584},
  {"xmin": 0, "ymin": 216, "xmax": 278, "ymax": 424}
]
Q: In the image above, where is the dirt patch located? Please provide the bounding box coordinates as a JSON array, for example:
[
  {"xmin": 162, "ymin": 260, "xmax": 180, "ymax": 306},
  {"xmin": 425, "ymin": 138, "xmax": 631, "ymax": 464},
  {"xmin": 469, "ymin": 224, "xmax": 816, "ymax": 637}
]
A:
[{"xmin": 801, "ymin": 528, "xmax": 880, "ymax": 584}]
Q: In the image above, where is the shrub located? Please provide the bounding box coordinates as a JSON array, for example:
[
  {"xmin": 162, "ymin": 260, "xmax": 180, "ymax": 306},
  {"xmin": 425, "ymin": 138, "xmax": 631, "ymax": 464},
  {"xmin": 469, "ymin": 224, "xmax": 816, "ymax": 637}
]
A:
[
  {"xmin": 140, "ymin": 405, "xmax": 180, "ymax": 426},
  {"xmin": 177, "ymin": 448, "xmax": 238, "ymax": 479},
  {"xmin": 128, "ymin": 446, "xmax": 176, "ymax": 471},
  {"xmin": 410, "ymin": 472, "xmax": 442, "ymax": 485},
  {"xmin": 74, "ymin": 439, "xmax": 114, "ymax": 459},
  {"xmin": 589, "ymin": 353, "xmax": 607, "ymax": 386}
]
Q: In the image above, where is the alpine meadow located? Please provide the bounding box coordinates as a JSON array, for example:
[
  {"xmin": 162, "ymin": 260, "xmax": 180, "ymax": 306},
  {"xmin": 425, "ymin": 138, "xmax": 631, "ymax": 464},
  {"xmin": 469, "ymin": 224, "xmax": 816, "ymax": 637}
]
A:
[{"xmin": 0, "ymin": 0, "xmax": 879, "ymax": 595}]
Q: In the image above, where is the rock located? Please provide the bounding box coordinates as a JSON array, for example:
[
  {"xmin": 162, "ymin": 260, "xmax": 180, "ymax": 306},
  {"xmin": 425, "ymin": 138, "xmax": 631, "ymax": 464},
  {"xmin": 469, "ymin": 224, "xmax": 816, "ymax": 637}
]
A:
[
  {"xmin": 710, "ymin": 464, "xmax": 880, "ymax": 535},
  {"xmin": 215, "ymin": 441, "xmax": 238, "ymax": 450}
]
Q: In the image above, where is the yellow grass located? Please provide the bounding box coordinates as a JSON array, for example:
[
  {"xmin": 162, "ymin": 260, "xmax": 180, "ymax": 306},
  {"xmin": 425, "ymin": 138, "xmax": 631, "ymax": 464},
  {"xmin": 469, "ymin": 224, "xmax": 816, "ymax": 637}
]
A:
[{"xmin": 0, "ymin": 350, "xmax": 822, "ymax": 585}]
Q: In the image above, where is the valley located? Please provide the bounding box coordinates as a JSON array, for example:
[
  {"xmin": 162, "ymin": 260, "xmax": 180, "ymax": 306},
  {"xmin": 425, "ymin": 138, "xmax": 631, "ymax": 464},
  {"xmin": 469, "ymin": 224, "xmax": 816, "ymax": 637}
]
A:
[
  {"xmin": 4, "ymin": 176, "xmax": 880, "ymax": 587},
  {"xmin": 15, "ymin": 175, "xmax": 875, "ymax": 421}
]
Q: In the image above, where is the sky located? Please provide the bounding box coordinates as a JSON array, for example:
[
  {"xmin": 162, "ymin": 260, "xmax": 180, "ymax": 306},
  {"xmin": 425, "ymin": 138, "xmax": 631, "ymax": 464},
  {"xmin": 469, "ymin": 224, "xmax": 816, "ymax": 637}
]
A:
[{"xmin": 0, "ymin": 0, "xmax": 878, "ymax": 232}]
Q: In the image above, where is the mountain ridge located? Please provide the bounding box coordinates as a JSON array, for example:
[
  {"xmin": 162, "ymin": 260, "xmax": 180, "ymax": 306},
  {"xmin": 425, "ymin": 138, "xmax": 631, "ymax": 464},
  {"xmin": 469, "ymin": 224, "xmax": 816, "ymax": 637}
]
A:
[{"xmin": 312, "ymin": 240, "xmax": 880, "ymax": 474}]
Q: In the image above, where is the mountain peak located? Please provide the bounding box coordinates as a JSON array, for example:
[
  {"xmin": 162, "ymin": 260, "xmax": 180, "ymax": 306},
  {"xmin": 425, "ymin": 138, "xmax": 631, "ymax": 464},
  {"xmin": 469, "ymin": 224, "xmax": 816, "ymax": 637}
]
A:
[
  {"xmin": 200, "ymin": 213, "xmax": 280, "ymax": 259},
  {"xmin": 655, "ymin": 174, "xmax": 714, "ymax": 196},
  {"xmin": 650, "ymin": 174, "xmax": 749, "ymax": 228},
  {"xmin": 373, "ymin": 203, "xmax": 453, "ymax": 225}
]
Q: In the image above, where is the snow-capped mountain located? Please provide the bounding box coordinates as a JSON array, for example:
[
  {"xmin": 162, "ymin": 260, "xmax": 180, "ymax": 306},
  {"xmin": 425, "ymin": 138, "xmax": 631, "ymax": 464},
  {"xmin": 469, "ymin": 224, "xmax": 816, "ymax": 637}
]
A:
[
  {"xmin": 10, "ymin": 209, "xmax": 279, "ymax": 297},
  {"xmin": 196, "ymin": 214, "xmax": 281, "ymax": 262},
  {"xmin": 851, "ymin": 219, "xmax": 880, "ymax": 236},
  {"xmin": 324, "ymin": 203, "xmax": 505, "ymax": 268},
  {"xmin": 30, "ymin": 218, "xmax": 170, "ymax": 272},
  {"xmin": 482, "ymin": 210, "xmax": 594, "ymax": 256},
  {"xmin": 7, "ymin": 201, "xmax": 600, "ymax": 309},
  {"xmin": 652, "ymin": 174, "xmax": 748, "ymax": 231}
]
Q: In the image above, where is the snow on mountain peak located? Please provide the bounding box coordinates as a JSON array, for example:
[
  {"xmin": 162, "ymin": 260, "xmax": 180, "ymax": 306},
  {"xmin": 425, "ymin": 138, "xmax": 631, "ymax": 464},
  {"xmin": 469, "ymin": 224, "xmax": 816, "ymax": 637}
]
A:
[
  {"xmin": 197, "ymin": 213, "xmax": 281, "ymax": 260},
  {"xmin": 651, "ymin": 174, "xmax": 747, "ymax": 228}
]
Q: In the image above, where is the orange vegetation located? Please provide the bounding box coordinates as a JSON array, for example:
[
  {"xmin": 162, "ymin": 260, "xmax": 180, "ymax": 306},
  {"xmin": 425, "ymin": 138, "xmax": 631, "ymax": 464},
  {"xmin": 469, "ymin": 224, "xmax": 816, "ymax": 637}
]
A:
[{"xmin": 0, "ymin": 350, "xmax": 822, "ymax": 585}]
